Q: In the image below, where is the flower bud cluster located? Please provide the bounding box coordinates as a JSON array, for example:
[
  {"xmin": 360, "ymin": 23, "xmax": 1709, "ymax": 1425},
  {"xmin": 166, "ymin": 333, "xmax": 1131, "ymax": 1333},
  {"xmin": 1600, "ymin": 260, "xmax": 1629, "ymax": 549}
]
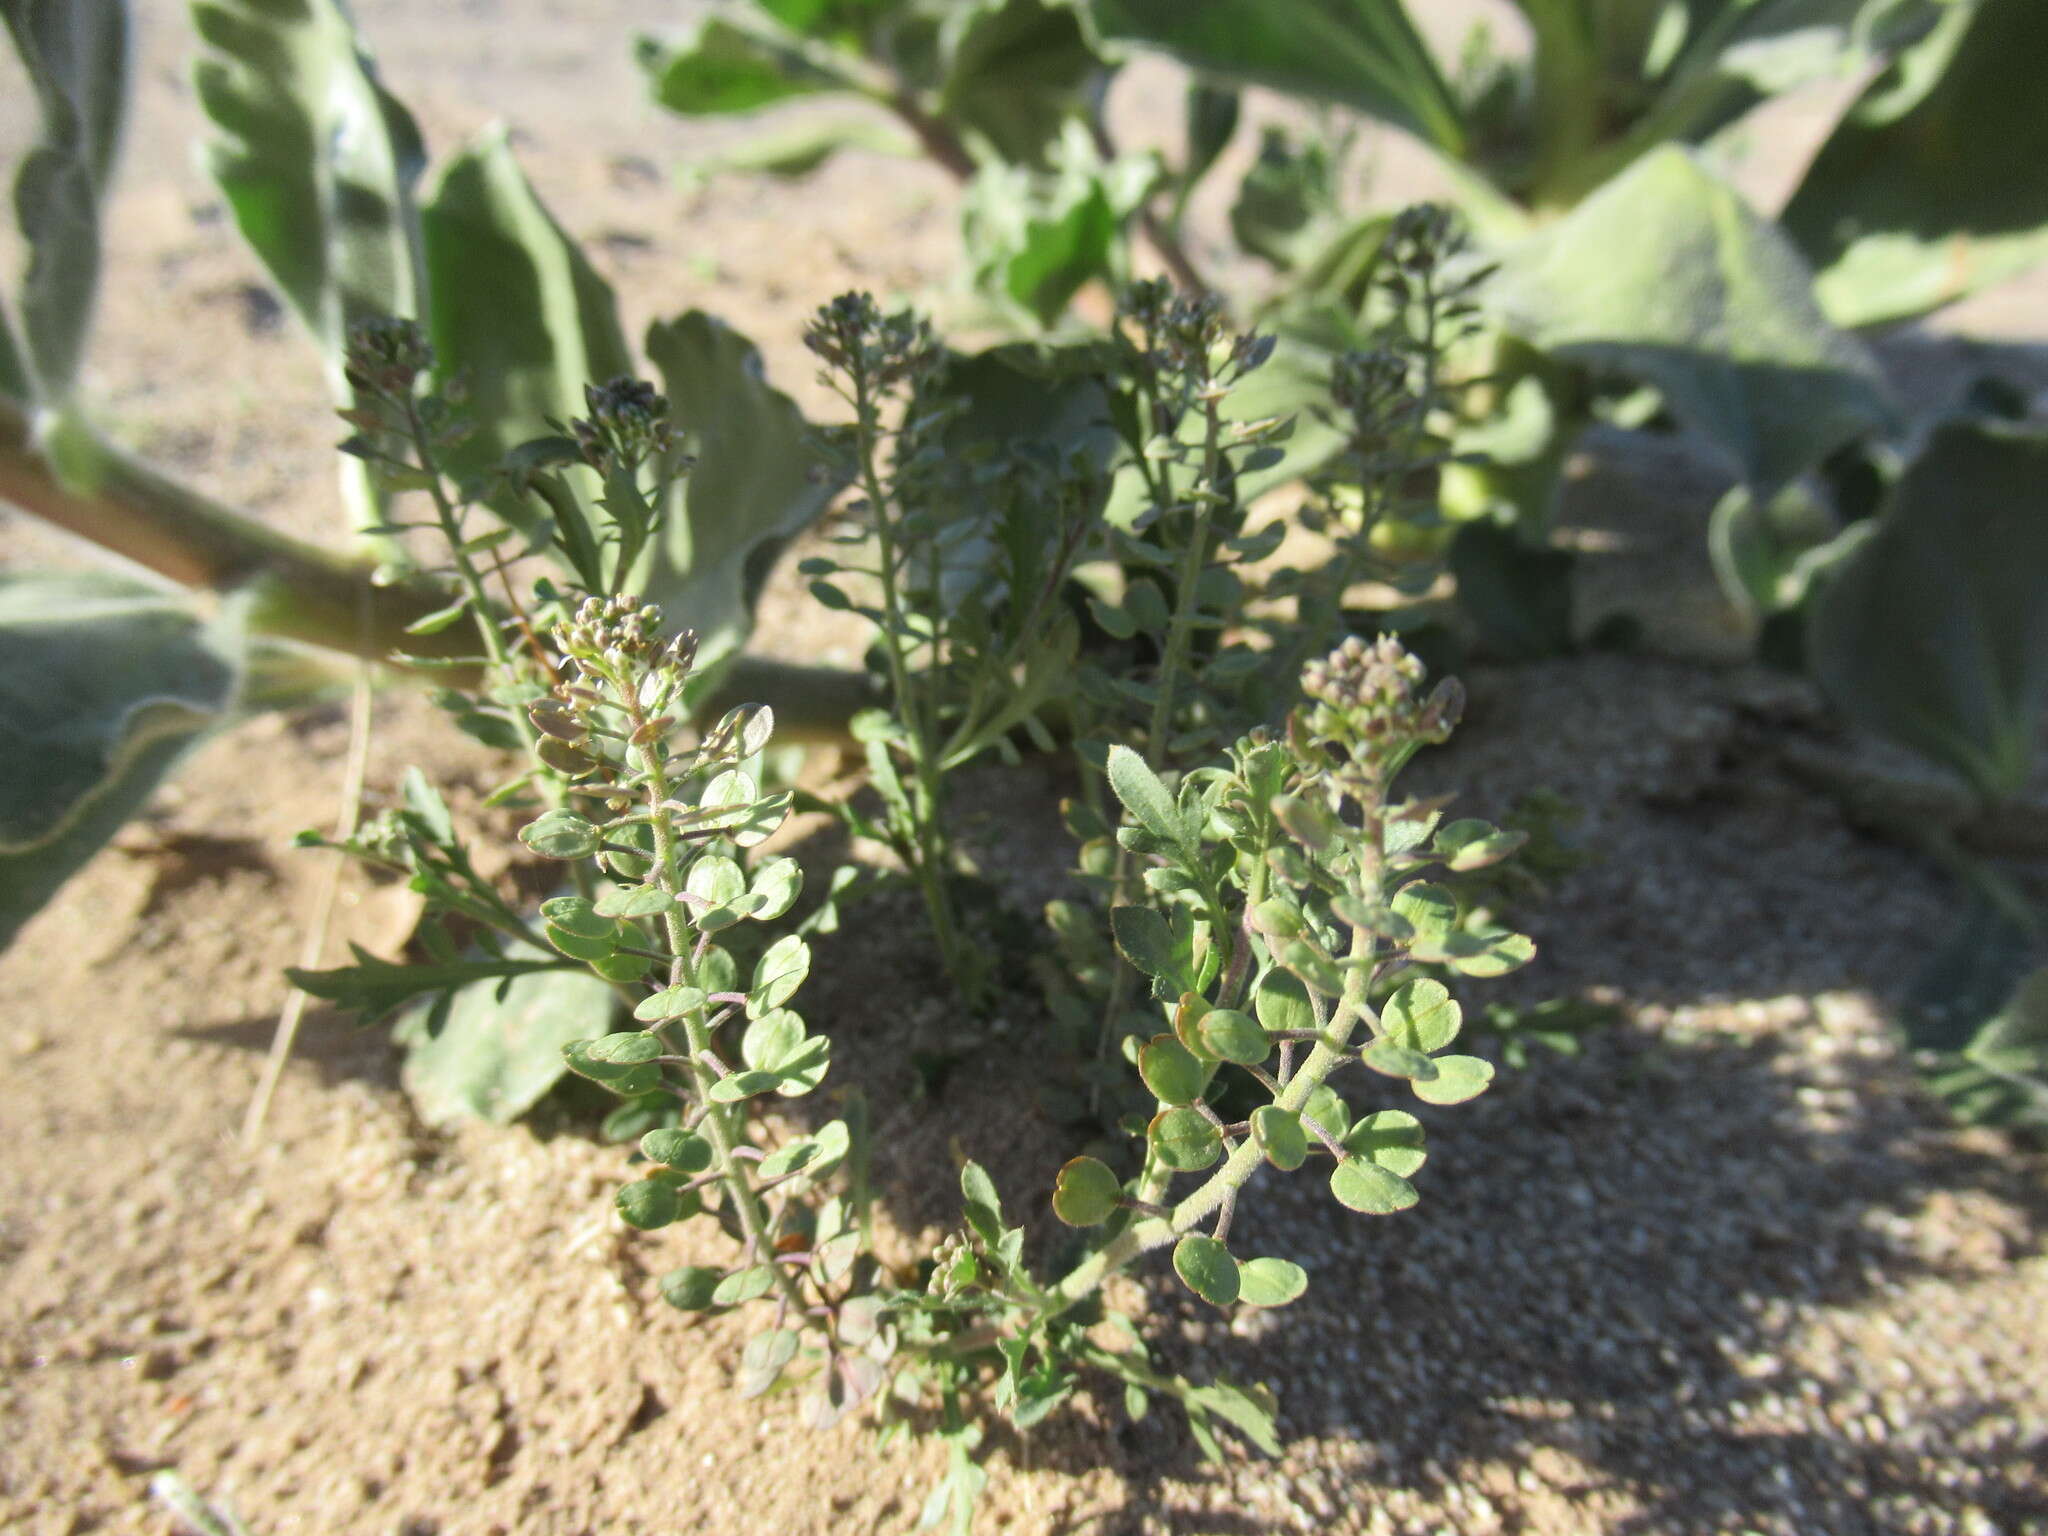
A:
[
  {"xmin": 1384, "ymin": 203, "xmax": 1463, "ymax": 288},
  {"xmin": 1118, "ymin": 285, "xmax": 1274, "ymax": 390},
  {"xmin": 343, "ymin": 316, "xmax": 432, "ymax": 398},
  {"xmin": 555, "ymin": 594, "xmax": 681, "ymax": 668},
  {"xmin": 803, "ymin": 291, "xmax": 941, "ymax": 392},
  {"xmin": 572, "ymin": 376, "xmax": 674, "ymax": 470},
  {"xmin": 926, "ymin": 1233, "xmax": 974, "ymax": 1298},
  {"xmin": 1296, "ymin": 634, "xmax": 1464, "ymax": 781}
]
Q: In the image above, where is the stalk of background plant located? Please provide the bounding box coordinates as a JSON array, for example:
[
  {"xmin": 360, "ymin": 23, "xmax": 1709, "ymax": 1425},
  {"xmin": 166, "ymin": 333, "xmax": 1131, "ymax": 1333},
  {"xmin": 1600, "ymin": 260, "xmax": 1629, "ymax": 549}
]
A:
[{"xmin": 0, "ymin": 392, "xmax": 870, "ymax": 737}]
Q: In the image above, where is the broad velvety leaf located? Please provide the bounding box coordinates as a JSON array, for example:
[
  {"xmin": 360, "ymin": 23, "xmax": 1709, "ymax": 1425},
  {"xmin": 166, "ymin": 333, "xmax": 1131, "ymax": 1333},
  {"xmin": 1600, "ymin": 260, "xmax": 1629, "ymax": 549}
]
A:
[
  {"xmin": 1707, "ymin": 479, "xmax": 1851, "ymax": 617},
  {"xmin": 940, "ymin": 0, "xmax": 1099, "ymax": 168},
  {"xmin": 392, "ymin": 956, "xmax": 619, "ymax": 1126},
  {"xmin": 420, "ymin": 126, "xmax": 633, "ymax": 534},
  {"xmin": 643, "ymin": 310, "xmax": 844, "ymax": 673},
  {"xmin": 1486, "ymin": 147, "xmax": 1894, "ymax": 497},
  {"xmin": 1783, "ymin": 0, "xmax": 2048, "ymax": 328},
  {"xmin": 1618, "ymin": 0, "xmax": 1938, "ymax": 164},
  {"xmin": 191, "ymin": 0, "xmax": 424, "ymax": 542},
  {"xmin": 0, "ymin": 573, "xmax": 243, "ymax": 948},
  {"xmin": 191, "ymin": 0, "xmax": 423, "ymax": 373},
  {"xmin": 635, "ymin": 14, "xmax": 843, "ymax": 116},
  {"xmin": 1091, "ymin": 0, "xmax": 1464, "ymax": 153},
  {"xmin": 3, "ymin": 0, "xmax": 127, "ymax": 400},
  {"xmin": 1808, "ymin": 419, "xmax": 2048, "ymax": 799}
]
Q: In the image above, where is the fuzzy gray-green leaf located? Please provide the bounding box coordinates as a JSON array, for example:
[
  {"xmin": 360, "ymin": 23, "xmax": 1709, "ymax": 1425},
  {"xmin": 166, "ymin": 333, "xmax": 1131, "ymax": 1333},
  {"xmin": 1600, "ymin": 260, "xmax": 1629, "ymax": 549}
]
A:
[
  {"xmin": 191, "ymin": 0, "xmax": 422, "ymax": 371},
  {"xmin": 1487, "ymin": 146, "xmax": 1895, "ymax": 498},
  {"xmin": 420, "ymin": 126, "xmax": 631, "ymax": 541},
  {"xmin": 1785, "ymin": 0, "xmax": 2048, "ymax": 328},
  {"xmin": 644, "ymin": 311, "xmax": 845, "ymax": 679},
  {"xmin": 1091, "ymin": 0, "xmax": 1464, "ymax": 154},
  {"xmin": 5, "ymin": 0, "xmax": 128, "ymax": 401},
  {"xmin": 0, "ymin": 574, "xmax": 242, "ymax": 949},
  {"xmin": 1106, "ymin": 745, "xmax": 1185, "ymax": 850},
  {"xmin": 1809, "ymin": 419, "xmax": 2048, "ymax": 800}
]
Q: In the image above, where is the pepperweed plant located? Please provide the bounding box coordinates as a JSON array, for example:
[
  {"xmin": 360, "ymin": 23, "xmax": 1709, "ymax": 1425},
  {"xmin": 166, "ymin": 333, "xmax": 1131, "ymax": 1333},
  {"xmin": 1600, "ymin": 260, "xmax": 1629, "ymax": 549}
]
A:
[
  {"xmin": 296, "ymin": 313, "xmax": 1535, "ymax": 1531},
  {"xmin": 799, "ymin": 293, "xmax": 1108, "ymax": 1008}
]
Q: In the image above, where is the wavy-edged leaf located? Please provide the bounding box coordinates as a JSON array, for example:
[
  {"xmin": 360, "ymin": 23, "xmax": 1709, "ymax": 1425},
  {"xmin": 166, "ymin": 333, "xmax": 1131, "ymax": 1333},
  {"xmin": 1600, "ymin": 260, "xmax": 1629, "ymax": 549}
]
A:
[
  {"xmin": 1785, "ymin": 0, "xmax": 2048, "ymax": 328},
  {"xmin": 191, "ymin": 0, "xmax": 423, "ymax": 370},
  {"xmin": 420, "ymin": 125, "xmax": 632, "ymax": 534},
  {"xmin": 1487, "ymin": 146, "xmax": 1895, "ymax": 497},
  {"xmin": 643, "ymin": 310, "xmax": 843, "ymax": 673},
  {"xmin": 0, "ymin": 572, "xmax": 243, "ymax": 949},
  {"xmin": 4, "ymin": 0, "xmax": 128, "ymax": 401},
  {"xmin": 939, "ymin": 0, "xmax": 1100, "ymax": 169},
  {"xmin": 1808, "ymin": 418, "xmax": 2048, "ymax": 799},
  {"xmin": 1091, "ymin": 0, "xmax": 1463, "ymax": 153},
  {"xmin": 291, "ymin": 942, "xmax": 574, "ymax": 1024},
  {"xmin": 190, "ymin": 0, "xmax": 425, "ymax": 543}
]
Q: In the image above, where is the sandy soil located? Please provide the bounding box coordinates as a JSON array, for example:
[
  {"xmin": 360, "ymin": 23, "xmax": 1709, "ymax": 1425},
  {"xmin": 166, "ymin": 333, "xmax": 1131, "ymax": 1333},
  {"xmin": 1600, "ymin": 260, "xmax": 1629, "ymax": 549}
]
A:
[{"xmin": 3, "ymin": 4, "xmax": 2047, "ymax": 1534}]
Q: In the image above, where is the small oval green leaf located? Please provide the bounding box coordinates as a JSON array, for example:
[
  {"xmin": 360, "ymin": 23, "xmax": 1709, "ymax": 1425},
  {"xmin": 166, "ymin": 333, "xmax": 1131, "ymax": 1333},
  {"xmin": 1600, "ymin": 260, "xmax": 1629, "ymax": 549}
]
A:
[
  {"xmin": 1254, "ymin": 969, "xmax": 1314, "ymax": 1035},
  {"xmin": 659, "ymin": 1265, "xmax": 723, "ymax": 1310},
  {"xmin": 1199, "ymin": 1007, "xmax": 1269, "ymax": 1065},
  {"xmin": 1139, "ymin": 1035, "xmax": 1207, "ymax": 1106},
  {"xmin": 616, "ymin": 1177, "xmax": 681, "ymax": 1229},
  {"xmin": 1382, "ymin": 977, "xmax": 1460, "ymax": 1053},
  {"xmin": 1051, "ymin": 1156, "xmax": 1122, "ymax": 1227},
  {"xmin": 1329, "ymin": 1157, "xmax": 1418, "ymax": 1214},
  {"xmin": 1345, "ymin": 1109, "xmax": 1427, "ymax": 1176},
  {"xmin": 1149, "ymin": 1106, "xmax": 1221, "ymax": 1170},
  {"xmin": 641, "ymin": 1127, "xmax": 713, "ymax": 1172},
  {"xmin": 520, "ymin": 810, "xmax": 600, "ymax": 859},
  {"xmin": 1412, "ymin": 1053, "xmax": 1495, "ymax": 1105},
  {"xmin": 1237, "ymin": 1255, "xmax": 1307, "ymax": 1308},
  {"xmin": 1250, "ymin": 1105, "xmax": 1307, "ymax": 1171},
  {"xmin": 1172, "ymin": 1233, "xmax": 1240, "ymax": 1307}
]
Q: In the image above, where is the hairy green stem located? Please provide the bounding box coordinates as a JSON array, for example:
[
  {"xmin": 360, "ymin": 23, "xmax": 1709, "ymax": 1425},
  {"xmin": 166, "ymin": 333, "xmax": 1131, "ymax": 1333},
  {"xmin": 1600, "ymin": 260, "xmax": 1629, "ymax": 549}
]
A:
[
  {"xmin": 627, "ymin": 686, "xmax": 810, "ymax": 1320},
  {"xmin": 851, "ymin": 368, "xmax": 972, "ymax": 999},
  {"xmin": 0, "ymin": 396, "xmax": 476, "ymax": 660},
  {"xmin": 1054, "ymin": 919, "xmax": 1377, "ymax": 1314},
  {"xmin": 1091, "ymin": 391, "xmax": 1228, "ymax": 1087}
]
